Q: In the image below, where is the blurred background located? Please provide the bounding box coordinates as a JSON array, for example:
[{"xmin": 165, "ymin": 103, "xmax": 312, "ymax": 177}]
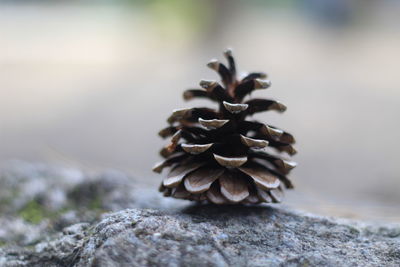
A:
[{"xmin": 1, "ymin": 0, "xmax": 399, "ymax": 222}]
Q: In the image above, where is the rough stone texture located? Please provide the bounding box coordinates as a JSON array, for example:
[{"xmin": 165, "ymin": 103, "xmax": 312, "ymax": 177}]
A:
[
  {"xmin": 0, "ymin": 161, "xmax": 138, "ymax": 214},
  {"xmin": 1, "ymin": 161, "xmax": 399, "ymax": 266},
  {"xmin": 0, "ymin": 161, "xmax": 137, "ymax": 246},
  {"xmin": 1, "ymin": 206, "xmax": 400, "ymax": 266}
]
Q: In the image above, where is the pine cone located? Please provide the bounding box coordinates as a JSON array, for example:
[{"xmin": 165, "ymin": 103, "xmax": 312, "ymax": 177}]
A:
[{"xmin": 153, "ymin": 49, "xmax": 297, "ymax": 204}]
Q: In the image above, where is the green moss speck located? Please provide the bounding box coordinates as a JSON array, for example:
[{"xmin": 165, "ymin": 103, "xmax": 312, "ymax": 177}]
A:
[
  {"xmin": 18, "ymin": 200, "xmax": 46, "ymax": 224},
  {"xmin": 18, "ymin": 200, "xmax": 76, "ymax": 224},
  {"xmin": 88, "ymin": 195, "xmax": 103, "ymax": 211},
  {"xmin": 17, "ymin": 187, "xmax": 106, "ymax": 224}
]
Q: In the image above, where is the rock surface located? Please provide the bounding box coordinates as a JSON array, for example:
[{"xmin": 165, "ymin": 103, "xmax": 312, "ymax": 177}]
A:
[
  {"xmin": 1, "ymin": 161, "xmax": 399, "ymax": 266},
  {"xmin": 1, "ymin": 206, "xmax": 400, "ymax": 267},
  {"xmin": 0, "ymin": 160, "xmax": 137, "ymax": 246}
]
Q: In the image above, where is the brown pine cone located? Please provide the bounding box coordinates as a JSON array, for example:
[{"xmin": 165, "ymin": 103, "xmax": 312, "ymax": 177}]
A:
[{"xmin": 153, "ymin": 49, "xmax": 297, "ymax": 204}]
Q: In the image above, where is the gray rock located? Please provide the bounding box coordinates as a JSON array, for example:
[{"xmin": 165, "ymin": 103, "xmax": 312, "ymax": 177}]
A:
[
  {"xmin": 1, "ymin": 161, "xmax": 399, "ymax": 266},
  {"xmin": 0, "ymin": 161, "xmax": 186, "ymax": 246},
  {"xmin": 0, "ymin": 206, "xmax": 399, "ymax": 267},
  {"xmin": 0, "ymin": 161, "xmax": 138, "ymax": 214},
  {"xmin": 0, "ymin": 217, "xmax": 49, "ymax": 246},
  {"xmin": 0, "ymin": 161, "xmax": 137, "ymax": 246}
]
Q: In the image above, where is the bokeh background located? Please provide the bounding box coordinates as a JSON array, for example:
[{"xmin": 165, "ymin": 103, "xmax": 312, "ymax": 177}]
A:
[{"xmin": 1, "ymin": 0, "xmax": 399, "ymax": 222}]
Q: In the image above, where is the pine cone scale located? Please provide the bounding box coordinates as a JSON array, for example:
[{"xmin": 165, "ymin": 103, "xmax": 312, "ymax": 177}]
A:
[
  {"xmin": 219, "ymin": 170, "xmax": 250, "ymax": 202},
  {"xmin": 206, "ymin": 182, "xmax": 228, "ymax": 204},
  {"xmin": 183, "ymin": 167, "xmax": 224, "ymax": 194},
  {"xmin": 163, "ymin": 161, "xmax": 204, "ymax": 188},
  {"xmin": 239, "ymin": 166, "xmax": 281, "ymax": 190}
]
